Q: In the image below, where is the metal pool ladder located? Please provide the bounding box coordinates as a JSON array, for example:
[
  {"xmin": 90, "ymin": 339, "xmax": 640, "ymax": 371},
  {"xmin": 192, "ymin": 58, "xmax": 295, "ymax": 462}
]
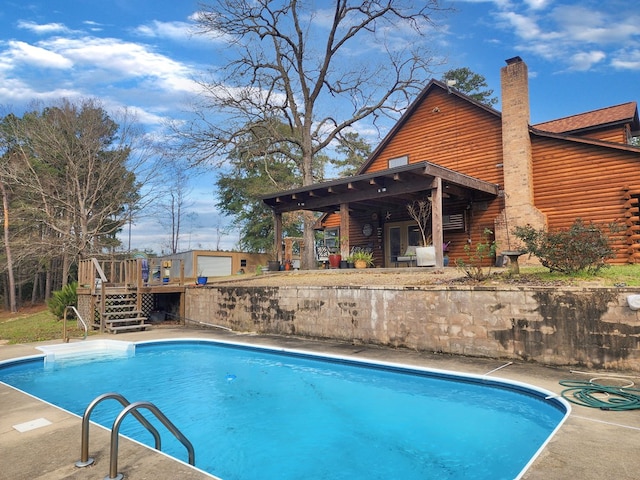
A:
[
  {"xmin": 63, "ymin": 305, "xmax": 88, "ymax": 342},
  {"xmin": 76, "ymin": 392, "xmax": 195, "ymax": 480}
]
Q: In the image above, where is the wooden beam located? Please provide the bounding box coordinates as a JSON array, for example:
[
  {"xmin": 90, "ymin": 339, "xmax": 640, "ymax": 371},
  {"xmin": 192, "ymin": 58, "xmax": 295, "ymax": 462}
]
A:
[
  {"xmin": 431, "ymin": 177, "xmax": 444, "ymax": 268},
  {"xmin": 340, "ymin": 203, "xmax": 350, "ymax": 257},
  {"xmin": 270, "ymin": 176, "xmax": 432, "ymax": 213},
  {"xmin": 274, "ymin": 212, "xmax": 283, "ymax": 263},
  {"xmin": 262, "ymin": 161, "xmax": 499, "ymax": 214},
  {"xmin": 422, "ymin": 164, "xmax": 498, "ymax": 195}
]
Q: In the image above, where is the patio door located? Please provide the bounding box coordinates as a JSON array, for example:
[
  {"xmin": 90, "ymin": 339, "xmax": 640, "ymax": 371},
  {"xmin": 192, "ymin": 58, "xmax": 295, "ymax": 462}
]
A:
[{"xmin": 385, "ymin": 221, "xmax": 422, "ymax": 265}]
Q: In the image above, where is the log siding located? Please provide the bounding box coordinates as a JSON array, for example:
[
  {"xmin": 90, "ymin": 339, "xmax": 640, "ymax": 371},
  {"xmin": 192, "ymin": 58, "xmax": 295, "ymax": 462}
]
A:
[{"xmin": 316, "ymin": 65, "xmax": 640, "ymax": 265}]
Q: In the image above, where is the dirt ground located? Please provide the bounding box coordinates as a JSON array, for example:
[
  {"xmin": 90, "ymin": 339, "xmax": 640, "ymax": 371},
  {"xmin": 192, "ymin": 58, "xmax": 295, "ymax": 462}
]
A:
[
  {"xmin": 209, "ymin": 266, "xmax": 583, "ymax": 288},
  {"xmin": 0, "ymin": 304, "xmax": 48, "ymax": 321}
]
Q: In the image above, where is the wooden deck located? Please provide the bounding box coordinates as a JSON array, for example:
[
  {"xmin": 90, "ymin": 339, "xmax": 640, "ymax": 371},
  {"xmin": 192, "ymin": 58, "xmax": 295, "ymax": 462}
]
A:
[{"xmin": 77, "ymin": 258, "xmax": 189, "ymax": 334}]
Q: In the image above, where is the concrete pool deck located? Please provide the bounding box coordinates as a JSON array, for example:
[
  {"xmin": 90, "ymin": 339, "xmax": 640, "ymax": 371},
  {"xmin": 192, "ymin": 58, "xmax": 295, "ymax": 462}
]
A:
[{"xmin": 1, "ymin": 327, "xmax": 639, "ymax": 479}]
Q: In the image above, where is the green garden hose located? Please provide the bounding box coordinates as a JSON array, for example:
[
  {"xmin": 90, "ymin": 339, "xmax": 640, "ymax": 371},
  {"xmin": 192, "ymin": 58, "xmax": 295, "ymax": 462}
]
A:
[{"xmin": 559, "ymin": 379, "xmax": 640, "ymax": 411}]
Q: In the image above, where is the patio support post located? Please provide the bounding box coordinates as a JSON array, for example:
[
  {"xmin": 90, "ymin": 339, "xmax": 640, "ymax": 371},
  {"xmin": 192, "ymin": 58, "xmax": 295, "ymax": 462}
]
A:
[
  {"xmin": 340, "ymin": 203, "xmax": 350, "ymax": 257},
  {"xmin": 431, "ymin": 177, "xmax": 444, "ymax": 267},
  {"xmin": 274, "ymin": 212, "xmax": 283, "ymax": 263}
]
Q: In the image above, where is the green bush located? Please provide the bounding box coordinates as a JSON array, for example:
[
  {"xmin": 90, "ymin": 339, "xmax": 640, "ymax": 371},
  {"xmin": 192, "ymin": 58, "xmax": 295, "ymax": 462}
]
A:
[
  {"xmin": 455, "ymin": 228, "xmax": 497, "ymax": 281},
  {"xmin": 47, "ymin": 281, "xmax": 78, "ymax": 319},
  {"xmin": 513, "ymin": 219, "xmax": 615, "ymax": 275}
]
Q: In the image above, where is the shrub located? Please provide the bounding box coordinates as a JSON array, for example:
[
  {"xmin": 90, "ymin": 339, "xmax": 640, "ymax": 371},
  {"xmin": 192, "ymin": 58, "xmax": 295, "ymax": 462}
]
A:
[
  {"xmin": 47, "ymin": 281, "xmax": 78, "ymax": 319},
  {"xmin": 512, "ymin": 219, "xmax": 615, "ymax": 275},
  {"xmin": 455, "ymin": 228, "xmax": 497, "ymax": 281}
]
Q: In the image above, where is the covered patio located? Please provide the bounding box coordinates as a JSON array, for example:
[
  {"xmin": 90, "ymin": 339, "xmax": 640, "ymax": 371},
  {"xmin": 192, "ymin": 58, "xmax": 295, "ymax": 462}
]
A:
[{"xmin": 262, "ymin": 161, "xmax": 500, "ymax": 268}]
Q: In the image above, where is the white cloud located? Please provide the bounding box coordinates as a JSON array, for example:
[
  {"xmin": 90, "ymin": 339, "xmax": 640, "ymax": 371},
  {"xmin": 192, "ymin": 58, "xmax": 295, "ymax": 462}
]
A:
[
  {"xmin": 497, "ymin": 11, "xmax": 544, "ymax": 41},
  {"xmin": 611, "ymin": 49, "xmax": 640, "ymax": 70},
  {"xmin": 0, "ymin": 33, "xmax": 201, "ymax": 128},
  {"xmin": 37, "ymin": 36, "xmax": 200, "ymax": 94},
  {"xmin": 0, "ymin": 76, "xmax": 77, "ymax": 103},
  {"xmin": 16, "ymin": 20, "xmax": 71, "ymax": 35},
  {"xmin": 83, "ymin": 20, "xmax": 104, "ymax": 32},
  {"xmin": 552, "ymin": 6, "xmax": 639, "ymax": 45},
  {"xmin": 5, "ymin": 40, "xmax": 73, "ymax": 69},
  {"xmin": 490, "ymin": 2, "xmax": 640, "ymax": 71},
  {"xmin": 524, "ymin": 0, "xmax": 549, "ymax": 10},
  {"xmin": 454, "ymin": 0, "xmax": 513, "ymax": 7},
  {"xmin": 568, "ymin": 50, "xmax": 606, "ymax": 71},
  {"xmin": 134, "ymin": 20, "xmax": 196, "ymax": 42}
]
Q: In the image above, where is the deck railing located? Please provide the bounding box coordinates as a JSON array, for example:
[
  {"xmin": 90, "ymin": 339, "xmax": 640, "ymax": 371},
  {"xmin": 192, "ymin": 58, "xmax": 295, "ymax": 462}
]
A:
[
  {"xmin": 78, "ymin": 257, "xmax": 186, "ymax": 333},
  {"xmin": 78, "ymin": 257, "xmax": 186, "ymax": 290}
]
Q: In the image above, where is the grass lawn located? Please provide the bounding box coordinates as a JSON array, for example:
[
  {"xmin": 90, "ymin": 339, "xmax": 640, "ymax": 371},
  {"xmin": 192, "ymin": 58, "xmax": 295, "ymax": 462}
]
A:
[
  {"xmin": 0, "ymin": 305, "xmax": 88, "ymax": 345},
  {"xmin": 517, "ymin": 264, "xmax": 640, "ymax": 286}
]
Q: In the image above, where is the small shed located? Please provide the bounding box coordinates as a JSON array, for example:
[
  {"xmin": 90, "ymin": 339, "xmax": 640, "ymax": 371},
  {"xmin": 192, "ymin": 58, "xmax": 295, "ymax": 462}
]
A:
[{"xmin": 158, "ymin": 250, "xmax": 271, "ymax": 280}]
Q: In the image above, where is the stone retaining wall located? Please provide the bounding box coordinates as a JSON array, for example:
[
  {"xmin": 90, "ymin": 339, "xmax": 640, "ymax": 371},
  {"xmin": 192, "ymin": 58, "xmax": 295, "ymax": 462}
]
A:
[{"xmin": 185, "ymin": 285, "xmax": 640, "ymax": 371}]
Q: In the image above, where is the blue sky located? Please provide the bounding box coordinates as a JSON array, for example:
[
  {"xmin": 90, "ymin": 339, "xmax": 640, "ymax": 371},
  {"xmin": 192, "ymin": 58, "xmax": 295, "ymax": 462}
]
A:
[{"xmin": 1, "ymin": 0, "xmax": 638, "ymax": 253}]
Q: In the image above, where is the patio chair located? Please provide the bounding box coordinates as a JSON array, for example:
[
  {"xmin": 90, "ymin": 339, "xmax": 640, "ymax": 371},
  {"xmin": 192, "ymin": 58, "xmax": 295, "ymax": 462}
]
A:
[
  {"xmin": 395, "ymin": 246, "xmax": 417, "ymax": 267},
  {"xmin": 316, "ymin": 245, "xmax": 330, "ymax": 267}
]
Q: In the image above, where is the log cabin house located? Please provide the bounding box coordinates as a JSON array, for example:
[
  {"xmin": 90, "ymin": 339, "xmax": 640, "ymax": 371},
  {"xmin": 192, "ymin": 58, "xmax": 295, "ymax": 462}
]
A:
[{"xmin": 262, "ymin": 57, "xmax": 640, "ymax": 268}]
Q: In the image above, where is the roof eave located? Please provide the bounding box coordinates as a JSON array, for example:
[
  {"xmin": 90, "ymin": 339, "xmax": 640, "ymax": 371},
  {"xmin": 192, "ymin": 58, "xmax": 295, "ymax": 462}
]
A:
[
  {"xmin": 357, "ymin": 80, "xmax": 501, "ymax": 174},
  {"xmin": 262, "ymin": 161, "xmax": 500, "ymax": 214},
  {"xmin": 530, "ymin": 127, "xmax": 640, "ymax": 153}
]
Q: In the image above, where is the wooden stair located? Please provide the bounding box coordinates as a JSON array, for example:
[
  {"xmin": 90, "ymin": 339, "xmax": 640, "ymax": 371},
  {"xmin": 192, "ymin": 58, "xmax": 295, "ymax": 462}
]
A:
[{"xmin": 99, "ymin": 291, "xmax": 150, "ymax": 333}]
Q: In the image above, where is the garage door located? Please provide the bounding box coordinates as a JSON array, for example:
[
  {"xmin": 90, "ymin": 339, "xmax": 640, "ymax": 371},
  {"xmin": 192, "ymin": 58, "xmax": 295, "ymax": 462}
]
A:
[{"xmin": 197, "ymin": 256, "xmax": 232, "ymax": 277}]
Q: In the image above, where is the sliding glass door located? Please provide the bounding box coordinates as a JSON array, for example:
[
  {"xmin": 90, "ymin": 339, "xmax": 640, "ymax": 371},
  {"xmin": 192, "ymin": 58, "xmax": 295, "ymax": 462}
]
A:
[{"xmin": 385, "ymin": 221, "xmax": 421, "ymax": 265}]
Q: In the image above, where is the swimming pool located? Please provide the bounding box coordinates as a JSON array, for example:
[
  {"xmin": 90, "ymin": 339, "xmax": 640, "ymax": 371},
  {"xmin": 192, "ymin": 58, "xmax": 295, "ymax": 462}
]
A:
[{"xmin": 0, "ymin": 339, "xmax": 569, "ymax": 479}]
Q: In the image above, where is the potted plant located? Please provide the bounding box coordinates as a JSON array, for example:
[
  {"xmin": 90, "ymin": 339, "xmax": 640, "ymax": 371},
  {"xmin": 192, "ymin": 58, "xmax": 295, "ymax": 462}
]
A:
[
  {"xmin": 328, "ymin": 251, "xmax": 341, "ymax": 268},
  {"xmin": 346, "ymin": 256, "xmax": 355, "ymax": 268},
  {"xmin": 328, "ymin": 235, "xmax": 349, "ymax": 268},
  {"xmin": 352, "ymin": 250, "xmax": 374, "ymax": 269},
  {"xmin": 406, "ymin": 199, "xmax": 436, "ymax": 266}
]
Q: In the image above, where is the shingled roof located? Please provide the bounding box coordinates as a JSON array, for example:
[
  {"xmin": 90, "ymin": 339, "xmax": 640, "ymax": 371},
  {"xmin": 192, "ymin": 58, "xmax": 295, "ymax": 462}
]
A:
[{"xmin": 534, "ymin": 101, "xmax": 639, "ymax": 134}]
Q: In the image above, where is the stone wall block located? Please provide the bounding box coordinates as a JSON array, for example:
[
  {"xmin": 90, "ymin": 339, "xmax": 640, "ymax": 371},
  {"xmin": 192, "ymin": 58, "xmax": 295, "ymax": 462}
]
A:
[{"xmin": 185, "ymin": 285, "xmax": 640, "ymax": 371}]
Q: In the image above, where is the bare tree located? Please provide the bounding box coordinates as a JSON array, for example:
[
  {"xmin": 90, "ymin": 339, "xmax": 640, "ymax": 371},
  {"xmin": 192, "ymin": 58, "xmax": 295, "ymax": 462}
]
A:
[
  {"xmin": 158, "ymin": 164, "xmax": 194, "ymax": 254},
  {"xmin": 3, "ymin": 99, "xmax": 159, "ymax": 287},
  {"xmin": 183, "ymin": 0, "xmax": 446, "ymax": 268},
  {"xmin": 0, "ymin": 181, "xmax": 16, "ymax": 311}
]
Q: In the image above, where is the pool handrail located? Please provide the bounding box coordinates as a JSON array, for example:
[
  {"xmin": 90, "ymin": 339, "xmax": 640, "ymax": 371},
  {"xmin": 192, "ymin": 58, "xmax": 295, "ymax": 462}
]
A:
[
  {"xmin": 63, "ymin": 306, "xmax": 88, "ymax": 343},
  {"xmin": 76, "ymin": 392, "xmax": 162, "ymax": 468},
  {"xmin": 107, "ymin": 401, "xmax": 195, "ymax": 479}
]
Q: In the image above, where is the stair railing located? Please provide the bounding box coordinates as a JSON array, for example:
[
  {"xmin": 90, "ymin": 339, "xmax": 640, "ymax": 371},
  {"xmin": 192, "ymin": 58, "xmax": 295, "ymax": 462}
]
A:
[{"xmin": 62, "ymin": 306, "xmax": 88, "ymax": 342}]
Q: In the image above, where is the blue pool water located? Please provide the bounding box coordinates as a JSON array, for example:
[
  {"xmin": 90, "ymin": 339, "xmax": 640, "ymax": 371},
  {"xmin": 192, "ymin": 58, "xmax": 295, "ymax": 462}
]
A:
[{"xmin": 0, "ymin": 340, "xmax": 568, "ymax": 480}]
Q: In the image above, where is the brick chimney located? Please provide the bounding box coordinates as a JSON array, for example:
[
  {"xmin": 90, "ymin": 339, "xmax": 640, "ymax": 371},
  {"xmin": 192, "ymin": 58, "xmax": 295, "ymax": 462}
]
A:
[{"xmin": 496, "ymin": 57, "xmax": 546, "ymax": 255}]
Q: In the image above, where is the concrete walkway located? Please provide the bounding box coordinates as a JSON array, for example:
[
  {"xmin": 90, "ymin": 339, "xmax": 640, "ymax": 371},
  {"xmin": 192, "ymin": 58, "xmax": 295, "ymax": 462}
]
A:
[{"xmin": 2, "ymin": 327, "xmax": 640, "ymax": 479}]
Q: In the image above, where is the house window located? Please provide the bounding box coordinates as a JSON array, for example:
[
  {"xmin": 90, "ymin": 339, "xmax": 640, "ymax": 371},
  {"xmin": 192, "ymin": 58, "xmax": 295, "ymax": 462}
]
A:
[
  {"xmin": 324, "ymin": 228, "xmax": 339, "ymax": 251},
  {"xmin": 388, "ymin": 155, "xmax": 408, "ymax": 168}
]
